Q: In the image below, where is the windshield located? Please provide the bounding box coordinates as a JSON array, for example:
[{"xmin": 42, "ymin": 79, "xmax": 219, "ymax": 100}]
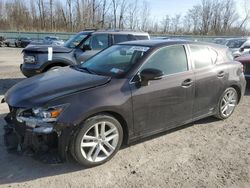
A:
[
  {"xmin": 226, "ymin": 39, "xmax": 246, "ymax": 48},
  {"xmin": 80, "ymin": 45, "xmax": 150, "ymax": 76},
  {"xmin": 64, "ymin": 33, "xmax": 89, "ymax": 48}
]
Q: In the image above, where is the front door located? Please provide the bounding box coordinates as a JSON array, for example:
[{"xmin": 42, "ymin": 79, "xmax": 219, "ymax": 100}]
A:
[
  {"xmin": 130, "ymin": 45, "xmax": 195, "ymax": 135},
  {"xmin": 76, "ymin": 34, "xmax": 110, "ymax": 63}
]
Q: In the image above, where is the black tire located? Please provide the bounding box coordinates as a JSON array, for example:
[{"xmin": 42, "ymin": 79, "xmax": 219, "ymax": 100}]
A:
[
  {"xmin": 214, "ymin": 87, "xmax": 238, "ymax": 120},
  {"xmin": 71, "ymin": 114, "xmax": 123, "ymax": 167}
]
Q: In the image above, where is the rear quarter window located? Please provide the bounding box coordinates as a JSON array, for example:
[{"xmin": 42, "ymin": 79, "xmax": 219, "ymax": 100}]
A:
[{"xmin": 189, "ymin": 45, "xmax": 213, "ymax": 69}]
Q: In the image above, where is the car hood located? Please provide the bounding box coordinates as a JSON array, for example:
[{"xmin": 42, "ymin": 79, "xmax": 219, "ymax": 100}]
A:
[
  {"xmin": 23, "ymin": 44, "xmax": 72, "ymax": 53},
  {"xmin": 5, "ymin": 67, "xmax": 111, "ymax": 108}
]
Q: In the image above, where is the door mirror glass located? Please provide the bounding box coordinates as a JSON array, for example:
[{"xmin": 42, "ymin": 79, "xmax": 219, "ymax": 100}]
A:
[
  {"xmin": 239, "ymin": 47, "xmax": 244, "ymax": 52},
  {"xmin": 140, "ymin": 68, "xmax": 164, "ymax": 86}
]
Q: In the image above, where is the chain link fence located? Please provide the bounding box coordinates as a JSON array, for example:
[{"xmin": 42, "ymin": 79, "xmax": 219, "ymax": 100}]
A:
[{"xmin": 0, "ymin": 31, "xmax": 242, "ymax": 45}]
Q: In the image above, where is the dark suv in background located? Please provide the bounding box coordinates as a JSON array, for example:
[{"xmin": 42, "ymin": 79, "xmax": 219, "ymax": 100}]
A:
[{"xmin": 20, "ymin": 30, "xmax": 150, "ymax": 77}]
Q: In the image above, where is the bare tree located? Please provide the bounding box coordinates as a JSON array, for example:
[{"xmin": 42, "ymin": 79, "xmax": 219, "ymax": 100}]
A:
[
  {"xmin": 140, "ymin": 0, "xmax": 150, "ymax": 31},
  {"xmin": 127, "ymin": 1, "xmax": 139, "ymax": 30},
  {"xmin": 161, "ymin": 15, "xmax": 171, "ymax": 33},
  {"xmin": 239, "ymin": 0, "xmax": 250, "ymax": 30},
  {"xmin": 118, "ymin": 0, "xmax": 127, "ymax": 29}
]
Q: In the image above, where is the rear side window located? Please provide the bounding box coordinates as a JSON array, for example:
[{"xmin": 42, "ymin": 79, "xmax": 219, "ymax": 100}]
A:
[
  {"xmin": 141, "ymin": 45, "xmax": 188, "ymax": 75},
  {"xmin": 190, "ymin": 45, "xmax": 212, "ymax": 69},
  {"xmin": 114, "ymin": 35, "xmax": 129, "ymax": 44}
]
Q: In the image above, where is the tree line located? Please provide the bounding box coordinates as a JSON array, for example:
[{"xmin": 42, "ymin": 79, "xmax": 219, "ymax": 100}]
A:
[{"xmin": 0, "ymin": 0, "xmax": 249, "ymax": 35}]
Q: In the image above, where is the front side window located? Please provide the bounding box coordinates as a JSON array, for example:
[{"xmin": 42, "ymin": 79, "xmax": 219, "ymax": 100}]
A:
[
  {"xmin": 84, "ymin": 34, "xmax": 109, "ymax": 50},
  {"xmin": 64, "ymin": 32, "xmax": 89, "ymax": 48},
  {"xmin": 141, "ymin": 45, "xmax": 188, "ymax": 75},
  {"xmin": 80, "ymin": 45, "xmax": 150, "ymax": 76},
  {"xmin": 190, "ymin": 45, "xmax": 213, "ymax": 69}
]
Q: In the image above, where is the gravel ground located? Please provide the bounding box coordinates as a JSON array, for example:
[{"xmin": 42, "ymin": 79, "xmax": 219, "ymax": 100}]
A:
[{"xmin": 0, "ymin": 47, "xmax": 249, "ymax": 188}]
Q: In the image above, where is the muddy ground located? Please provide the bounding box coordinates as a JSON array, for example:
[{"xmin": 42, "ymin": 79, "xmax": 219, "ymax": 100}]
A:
[{"xmin": 0, "ymin": 47, "xmax": 249, "ymax": 188}]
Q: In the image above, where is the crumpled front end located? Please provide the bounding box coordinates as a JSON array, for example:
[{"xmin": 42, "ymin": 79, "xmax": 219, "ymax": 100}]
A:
[{"xmin": 3, "ymin": 105, "xmax": 65, "ymax": 164}]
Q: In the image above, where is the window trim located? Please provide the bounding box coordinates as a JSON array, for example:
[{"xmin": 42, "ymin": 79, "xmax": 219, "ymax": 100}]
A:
[{"xmin": 130, "ymin": 44, "xmax": 192, "ymax": 84}]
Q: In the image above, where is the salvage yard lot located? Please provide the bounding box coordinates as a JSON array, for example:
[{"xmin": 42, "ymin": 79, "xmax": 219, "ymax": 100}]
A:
[{"xmin": 0, "ymin": 47, "xmax": 250, "ymax": 188}]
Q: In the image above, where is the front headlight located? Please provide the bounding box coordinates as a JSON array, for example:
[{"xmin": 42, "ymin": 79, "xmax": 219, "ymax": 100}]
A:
[
  {"xmin": 16, "ymin": 104, "xmax": 68, "ymax": 125},
  {"xmin": 24, "ymin": 55, "xmax": 35, "ymax": 63}
]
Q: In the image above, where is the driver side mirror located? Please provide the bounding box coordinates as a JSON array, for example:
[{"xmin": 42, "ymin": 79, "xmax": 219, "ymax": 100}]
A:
[
  {"xmin": 139, "ymin": 68, "xmax": 164, "ymax": 86},
  {"xmin": 239, "ymin": 47, "xmax": 244, "ymax": 52},
  {"xmin": 82, "ymin": 44, "xmax": 92, "ymax": 51}
]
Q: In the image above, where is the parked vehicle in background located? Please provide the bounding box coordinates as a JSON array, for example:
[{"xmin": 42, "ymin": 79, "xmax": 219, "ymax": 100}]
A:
[
  {"xmin": 0, "ymin": 36, "xmax": 10, "ymax": 47},
  {"xmin": 29, "ymin": 36, "xmax": 64, "ymax": 46},
  {"xmin": 223, "ymin": 38, "xmax": 250, "ymax": 58},
  {"xmin": 15, "ymin": 37, "xmax": 32, "ymax": 48},
  {"xmin": 232, "ymin": 39, "xmax": 250, "ymax": 58},
  {"xmin": 213, "ymin": 38, "xmax": 227, "ymax": 45},
  {"xmin": 3, "ymin": 40, "xmax": 246, "ymax": 167},
  {"xmin": 235, "ymin": 54, "xmax": 250, "ymax": 78},
  {"xmin": 20, "ymin": 30, "xmax": 150, "ymax": 77}
]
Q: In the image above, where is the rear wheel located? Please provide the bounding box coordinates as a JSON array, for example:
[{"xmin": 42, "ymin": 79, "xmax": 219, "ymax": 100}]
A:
[
  {"xmin": 72, "ymin": 114, "xmax": 123, "ymax": 167},
  {"xmin": 215, "ymin": 87, "xmax": 238, "ymax": 119}
]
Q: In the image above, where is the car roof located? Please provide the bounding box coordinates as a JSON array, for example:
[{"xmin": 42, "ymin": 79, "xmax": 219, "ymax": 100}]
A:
[
  {"xmin": 79, "ymin": 30, "xmax": 149, "ymax": 36},
  {"xmin": 119, "ymin": 40, "xmax": 225, "ymax": 49},
  {"xmin": 93, "ymin": 30, "xmax": 149, "ymax": 36}
]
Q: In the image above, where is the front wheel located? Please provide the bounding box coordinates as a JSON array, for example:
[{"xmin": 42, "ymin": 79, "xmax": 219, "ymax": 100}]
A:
[
  {"xmin": 71, "ymin": 114, "xmax": 123, "ymax": 167},
  {"xmin": 215, "ymin": 87, "xmax": 238, "ymax": 119}
]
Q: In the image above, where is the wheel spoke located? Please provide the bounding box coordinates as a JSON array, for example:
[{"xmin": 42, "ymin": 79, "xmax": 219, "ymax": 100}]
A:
[
  {"xmin": 104, "ymin": 128, "xmax": 116, "ymax": 137},
  {"xmin": 106, "ymin": 133, "xmax": 118, "ymax": 142},
  {"xmin": 227, "ymin": 104, "xmax": 235, "ymax": 114},
  {"xmin": 104, "ymin": 141, "xmax": 115, "ymax": 151},
  {"xmin": 94, "ymin": 124, "xmax": 99, "ymax": 137},
  {"xmin": 100, "ymin": 145, "xmax": 110, "ymax": 156},
  {"xmin": 87, "ymin": 145, "xmax": 96, "ymax": 159},
  {"xmin": 81, "ymin": 142, "xmax": 97, "ymax": 148},
  {"xmin": 222, "ymin": 105, "xmax": 228, "ymax": 114},
  {"xmin": 83, "ymin": 135, "xmax": 96, "ymax": 141},
  {"xmin": 101, "ymin": 122, "xmax": 105, "ymax": 138},
  {"xmin": 92, "ymin": 145, "xmax": 101, "ymax": 161}
]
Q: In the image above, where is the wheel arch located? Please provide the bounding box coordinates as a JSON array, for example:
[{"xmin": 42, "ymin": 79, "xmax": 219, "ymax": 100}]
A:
[
  {"xmin": 42, "ymin": 61, "xmax": 69, "ymax": 72},
  {"xmin": 230, "ymin": 84, "xmax": 242, "ymax": 103}
]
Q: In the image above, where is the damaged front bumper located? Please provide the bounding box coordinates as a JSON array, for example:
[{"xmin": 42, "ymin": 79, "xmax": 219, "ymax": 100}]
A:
[{"xmin": 3, "ymin": 107, "xmax": 72, "ymax": 163}]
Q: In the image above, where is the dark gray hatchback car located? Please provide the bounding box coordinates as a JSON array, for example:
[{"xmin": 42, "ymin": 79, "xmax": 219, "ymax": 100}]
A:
[{"xmin": 3, "ymin": 40, "xmax": 246, "ymax": 167}]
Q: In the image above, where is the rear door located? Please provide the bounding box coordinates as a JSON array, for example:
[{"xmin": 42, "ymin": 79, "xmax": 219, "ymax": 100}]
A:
[{"xmin": 188, "ymin": 45, "xmax": 227, "ymax": 118}]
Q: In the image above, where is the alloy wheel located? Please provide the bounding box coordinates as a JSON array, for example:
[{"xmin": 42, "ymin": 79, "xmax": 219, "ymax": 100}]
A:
[
  {"xmin": 80, "ymin": 121, "xmax": 119, "ymax": 162},
  {"xmin": 220, "ymin": 89, "xmax": 237, "ymax": 118}
]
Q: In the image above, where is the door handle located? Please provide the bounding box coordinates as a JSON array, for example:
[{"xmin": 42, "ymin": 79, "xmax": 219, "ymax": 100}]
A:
[
  {"xmin": 182, "ymin": 79, "xmax": 193, "ymax": 88},
  {"xmin": 217, "ymin": 71, "xmax": 225, "ymax": 78}
]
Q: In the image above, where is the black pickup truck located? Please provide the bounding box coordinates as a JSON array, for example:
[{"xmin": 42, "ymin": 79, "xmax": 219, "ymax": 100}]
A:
[{"xmin": 20, "ymin": 30, "xmax": 150, "ymax": 77}]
